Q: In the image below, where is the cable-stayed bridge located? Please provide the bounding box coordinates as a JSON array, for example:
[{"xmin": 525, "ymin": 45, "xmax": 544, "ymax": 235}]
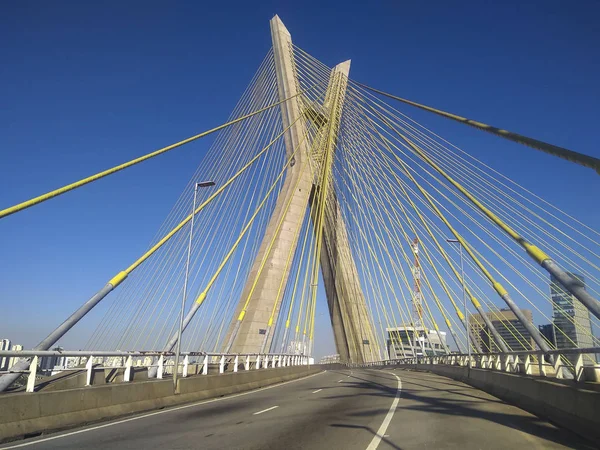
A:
[{"xmin": 0, "ymin": 15, "xmax": 599, "ymax": 449}]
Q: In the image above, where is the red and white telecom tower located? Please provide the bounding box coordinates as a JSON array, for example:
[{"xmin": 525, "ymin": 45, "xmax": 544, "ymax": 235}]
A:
[{"xmin": 411, "ymin": 237, "xmax": 424, "ymax": 319}]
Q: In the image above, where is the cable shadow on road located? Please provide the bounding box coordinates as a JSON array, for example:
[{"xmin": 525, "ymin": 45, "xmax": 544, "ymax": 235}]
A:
[
  {"xmin": 397, "ymin": 389, "xmax": 594, "ymax": 449},
  {"xmin": 330, "ymin": 423, "xmax": 402, "ymax": 450},
  {"xmin": 324, "ymin": 371, "xmax": 595, "ymax": 449},
  {"xmin": 394, "ymin": 378, "xmax": 505, "ymax": 404}
]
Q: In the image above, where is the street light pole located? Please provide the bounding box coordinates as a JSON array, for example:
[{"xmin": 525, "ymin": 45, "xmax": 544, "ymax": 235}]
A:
[
  {"xmin": 447, "ymin": 239, "xmax": 471, "ymax": 366},
  {"xmin": 173, "ymin": 181, "xmax": 215, "ymax": 391}
]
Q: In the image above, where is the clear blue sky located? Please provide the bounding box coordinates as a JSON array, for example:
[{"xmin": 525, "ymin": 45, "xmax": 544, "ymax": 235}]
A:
[{"xmin": 1, "ymin": 1, "xmax": 599, "ymax": 357}]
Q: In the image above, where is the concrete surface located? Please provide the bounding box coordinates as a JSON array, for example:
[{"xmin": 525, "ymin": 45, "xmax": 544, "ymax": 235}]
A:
[
  {"xmin": 0, "ymin": 368, "xmax": 594, "ymax": 449},
  {"xmin": 394, "ymin": 363, "xmax": 600, "ymax": 443},
  {"xmin": 0, "ymin": 365, "xmax": 321, "ymax": 443}
]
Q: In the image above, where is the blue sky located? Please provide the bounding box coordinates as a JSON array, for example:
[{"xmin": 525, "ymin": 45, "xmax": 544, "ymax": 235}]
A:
[{"xmin": 1, "ymin": 1, "xmax": 599, "ymax": 358}]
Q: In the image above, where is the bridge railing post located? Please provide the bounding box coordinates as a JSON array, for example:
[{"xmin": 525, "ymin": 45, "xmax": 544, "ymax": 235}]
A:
[
  {"xmin": 256, "ymin": 355, "xmax": 261, "ymax": 370},
  {"xmin": 574, "ymin": 354, "xmax": 584, "ymax": 382},
  {"xmin": 85, "ymin": 356, "xmax": 94, "ymax": 386},
  {"xmin": 245, "ymin": 355, "xmax": 250, "ymax": 371},
  {"xmin": 202, "ymin": 355, "xmax": 208, "ymax": 375},
  {"xmin": 182, "ymin": 355, "xmax": 189, "ymax": 378},
  {"xmin": 538, "ymin": 354, "xmax": 547, "ymax": 377},
  {"xmin": 157, "ymin": 355, "xmax": 164, "ymax": 379},
  {"xmin": 26, "ymin": 355, "xmax": 39, "ymax": 393},
  {"xmin": 219, "ymin": 355, "xmax": 225, "ymax": 374},
  {"xmin": 234, "ymin": 355, "xmax": 239, "ymax": 373},
  {"xmin": 554, "ymin": 354, "xmax": 565, "ymax": 379},
  {"xmin": 494, "ymin": 355, "xmax": 501, "ymax": 371},
  {"xmin": 124, "ymin": 355, "xmax": 133, "ymax": 382},
  {"xmin": 524, "ymin": 355, "xmax": 532, "ymax": 375},
  {"xmin": 507, "ymin": 355, "xmax": 514, "ymax": 372}
]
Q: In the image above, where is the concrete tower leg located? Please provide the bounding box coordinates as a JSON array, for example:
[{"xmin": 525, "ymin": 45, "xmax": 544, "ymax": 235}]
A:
[
  {"xmin": 309, "ymin": 62, "xmax": 380, "ymax": 364},
  {"xmin": 223, "ymin": 16, "xmax": 380, "ymax": 363},
  {"xmin": 221, "ymin": 16, "xmax": 314, "ymax": 355}
]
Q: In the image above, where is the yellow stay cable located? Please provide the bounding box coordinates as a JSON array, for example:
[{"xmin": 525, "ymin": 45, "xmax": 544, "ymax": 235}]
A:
[
  {"xmin": 351, "ymin": 104, "xmax": 503, "ymax": 350},
  {"xmin": 0, "ymin": 88, "xmax": 313, "ymax": 220},
  {"xmin": 355, "ymin": 82, "xmax": 600, "ymax": 174},
  {"xmin": 343, "ymin": 104, "xmax": 460, "ymax": 347}
]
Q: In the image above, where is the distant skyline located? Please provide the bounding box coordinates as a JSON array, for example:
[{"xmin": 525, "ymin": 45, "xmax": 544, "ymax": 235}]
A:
[{"xmin": 1, "ymin": 1, "xmax": 599, "ymax": 360}]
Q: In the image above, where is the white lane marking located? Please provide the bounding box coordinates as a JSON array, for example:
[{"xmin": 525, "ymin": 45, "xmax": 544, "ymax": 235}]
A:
[
  {"xmin": 0, "ymin": 371, "xmax": 325, "ymax": 449},
  {"xmin": 252, "ymin": 405, "xmax": 279, "ymax": 415},
  {"xmin": 312, "ymin": 389, "xmax": 322, "ymax": 393},
  {"xmin": 366, "ymin": 372, "xmax": 402, "ymax": 450}
]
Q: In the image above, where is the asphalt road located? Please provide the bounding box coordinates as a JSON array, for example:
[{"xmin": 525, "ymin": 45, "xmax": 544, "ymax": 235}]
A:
[{"xmin": 1, "ymin": 368, "xmax": 594, "ymax": 450}]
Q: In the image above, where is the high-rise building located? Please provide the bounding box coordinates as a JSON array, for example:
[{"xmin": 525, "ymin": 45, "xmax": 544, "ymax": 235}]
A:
[
  {"xmin": 0, "ymin": 339, "xmax": 11, "ymax": 371},
  {"xmin": 469, "ymin": 309, "xmax": 535, "ymax": 352},
  {"xmin": 386, "ymin": 326, "xmax": 447, "ymax": 357},
  {"xmin": 550, "ymin": 274, "xmax": 594, "ymax": 364},
  {"xmin": 538, "ymin": 324, "xmax": 556, "ymax": 347}
]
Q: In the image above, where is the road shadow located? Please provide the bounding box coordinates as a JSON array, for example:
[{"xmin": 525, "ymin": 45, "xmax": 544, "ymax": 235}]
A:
[
  {"xmin": 330, "ymin": 423, "xmax": 402, "ymax": 450},
  {"xmin": 331, "ymin": 369, "xmax": 596, "ymax": 449}
]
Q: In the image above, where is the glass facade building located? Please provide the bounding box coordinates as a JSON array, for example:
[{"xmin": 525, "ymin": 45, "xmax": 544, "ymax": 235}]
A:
[{"xmin": 550, "ymin": 274, "xmax": 594, "ymax": 364}]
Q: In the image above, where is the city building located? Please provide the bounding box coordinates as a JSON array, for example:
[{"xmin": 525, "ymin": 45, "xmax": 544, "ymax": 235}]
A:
[
  {"xmin": 550, "ymin": 274, "xmax": 594, "ymax": 364},
  {"xmin": 538, "ymin": 324, "xmax": 556, "ymax": 347},
  {"xmin": 469, "ymin": 309, "xmax": 535, "ymax": 352},
  {"xmin": 286, "ymin": 340, "xmax": 304, "ymax": 355},
  {"xmin": 1, "ymin": 339, "xmax": 11, "ymax": 371},
  {"xmin": 8, "ymin": 344, "xmax": 23, "ymax": 370},
  {"xmin": 39, "ymin": 346, "xmax": 67, "ymax": 375},
  {"xmin": 319, "ymin": 354, "xmax": 341, "ymax": 364},
  {"xmin": 386, "ymin": 326, "xmax": 447, "ymax": 357}
]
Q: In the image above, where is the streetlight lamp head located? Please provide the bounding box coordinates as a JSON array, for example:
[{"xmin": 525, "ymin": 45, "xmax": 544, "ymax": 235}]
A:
[
  {"xmin": 446, "ymin": 238, "xmax": 459, "ymax": 243},
  {"xmin": 197, "ymin": 181, "xmax": 216, "ymax": 188}
]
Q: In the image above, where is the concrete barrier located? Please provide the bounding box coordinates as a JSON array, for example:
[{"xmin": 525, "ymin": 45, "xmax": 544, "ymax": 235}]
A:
[
  {"xmin": 393, "ymin": 364, "xmax": 600, "ymax": 442},
  {"xmin": 0, "ymin": 365, "xmax": 323, "ymax": 444}
]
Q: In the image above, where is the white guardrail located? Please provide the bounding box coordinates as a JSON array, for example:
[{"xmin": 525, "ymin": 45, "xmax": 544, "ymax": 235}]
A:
[
  {"xmin": 354, "ymin": 347, "xmax": 600, "ymax": 383},
  {"xmin": 0, "ymin": 350, "xmax": 310, "ymax": 393}
]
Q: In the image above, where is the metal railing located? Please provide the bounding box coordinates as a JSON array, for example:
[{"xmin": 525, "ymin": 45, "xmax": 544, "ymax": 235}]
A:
[
  {"xmin": 0, "ymin": 350, "xmax": 309, "ymax": 393},
  {"xmin": 353, "ymin": 347, "xmax": 600, "ymax": 383}
]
